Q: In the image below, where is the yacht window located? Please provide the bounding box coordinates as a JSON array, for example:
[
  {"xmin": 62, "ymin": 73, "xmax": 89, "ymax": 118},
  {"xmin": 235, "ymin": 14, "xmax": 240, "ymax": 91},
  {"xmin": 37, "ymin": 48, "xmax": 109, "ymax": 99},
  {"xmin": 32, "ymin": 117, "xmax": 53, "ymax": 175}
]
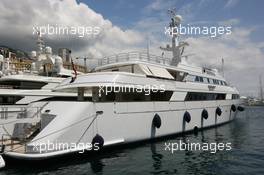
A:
[
  {"xmin": 232, "ymin": 94, "xmax": 240, "ymax": 99},
  {"xmin": 195, "ymin": 76, "xmax": 199, "ymax": 82},
  {"xmin": 199, "ymin": 77, "xmax": 204, "ymax": 82},
  {"xmin": 216, "ymin": 93, "xmax": 226, "ymax": 100},
  {"xmin": 147, "ymin": 65, "xmax": 174, "ymax": 79},
  {"xmin": 213, "ymin": 79, "xmax": 219, "ymax": 85},
  {"xmin": 185, "ymin": 92, "xmax": 226, "ymax": 101},
  {"xmin": 168, "ymin": 70, "xmax": 187, "ymax": 81},
  {"xmin": 207, "ymin": 78, "xmax": 210, "ymax": 83},
  {"xmin": 37, "ymin": 96, "xmax": 93, "ymax": 102},
  {"xmin": 100, "ymin": 65, "xmax": 133, "ymax": 73},
  {"xmin": 0, "ymin": 80, "xmax": 48, "ymax": 89},
  {"xmin": 0, "ymin": 96, "xmax": 24, "ymax": 105},
  {"xmin": 150, "ymin": 91, "xmax": 173, "ymax": 101},
  {"xmin": 185, "ymin": 75, "xmax": 196, "ymax": 82}
]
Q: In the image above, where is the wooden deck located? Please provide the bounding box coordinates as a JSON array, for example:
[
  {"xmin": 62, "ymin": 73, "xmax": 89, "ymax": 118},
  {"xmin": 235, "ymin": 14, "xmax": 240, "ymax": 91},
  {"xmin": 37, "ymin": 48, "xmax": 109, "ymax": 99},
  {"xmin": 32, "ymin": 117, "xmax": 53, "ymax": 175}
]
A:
[{"xmin": 1, "ymin": 139, "xmax": 26, "ymax": 154}]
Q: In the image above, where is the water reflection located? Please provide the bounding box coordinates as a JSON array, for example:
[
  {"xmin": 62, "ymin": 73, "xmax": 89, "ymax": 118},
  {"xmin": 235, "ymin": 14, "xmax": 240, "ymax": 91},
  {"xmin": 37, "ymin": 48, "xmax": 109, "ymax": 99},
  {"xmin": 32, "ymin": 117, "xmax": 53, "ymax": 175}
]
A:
[
  {"xmin": 2, "ymin": 107, "xmax": 263, "ymax": 175},
  {"xmin": 90, "ymin": 158, "xmax": 104, "ymax": 173},
  {"xmin": 151, "ymin": 143, "xmax": 163, "ymax": 171}
]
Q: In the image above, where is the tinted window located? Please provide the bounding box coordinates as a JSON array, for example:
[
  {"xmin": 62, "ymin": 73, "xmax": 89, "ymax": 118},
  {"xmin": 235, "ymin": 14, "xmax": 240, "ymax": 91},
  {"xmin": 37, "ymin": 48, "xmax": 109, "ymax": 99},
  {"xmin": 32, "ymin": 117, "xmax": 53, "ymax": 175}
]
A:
[
  {"xmin": 0, "ymin": 96, "xmax": 23, "ymax": 105},
  {"xmin": 232, "ymin": 94, "xmax": 240, "ymax": 99},
  {"xmin": 185, "ymin": 92, "xmax": 226, "ymax": 101},
  {"xmin": 0, "ymin": 81, "xmax": 47, "ymax": 89}
]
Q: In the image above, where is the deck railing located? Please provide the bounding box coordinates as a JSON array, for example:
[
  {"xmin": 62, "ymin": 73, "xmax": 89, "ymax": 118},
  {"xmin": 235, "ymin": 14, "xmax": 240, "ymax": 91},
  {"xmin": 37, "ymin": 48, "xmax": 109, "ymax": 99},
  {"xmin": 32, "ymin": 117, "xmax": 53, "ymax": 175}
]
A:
[
  {"xmin": 0, "ymin": 102, "xmax": 49, "ymax": 120},
  {"xmin": 97, "ymin": 51, "xmax": 172, "ymax": 67}
]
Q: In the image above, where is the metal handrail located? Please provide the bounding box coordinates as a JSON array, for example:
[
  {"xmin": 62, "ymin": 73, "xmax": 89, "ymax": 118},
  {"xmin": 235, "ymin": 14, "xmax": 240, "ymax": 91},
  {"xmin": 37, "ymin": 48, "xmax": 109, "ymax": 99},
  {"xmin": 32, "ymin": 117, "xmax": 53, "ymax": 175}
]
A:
[
  {"xmin": 97, "ymin": 51, "xmax": 172, "ymax": 67},
  {"xmin": 0, "ymin": 102, "xmax": 49, "ymax": 120}
]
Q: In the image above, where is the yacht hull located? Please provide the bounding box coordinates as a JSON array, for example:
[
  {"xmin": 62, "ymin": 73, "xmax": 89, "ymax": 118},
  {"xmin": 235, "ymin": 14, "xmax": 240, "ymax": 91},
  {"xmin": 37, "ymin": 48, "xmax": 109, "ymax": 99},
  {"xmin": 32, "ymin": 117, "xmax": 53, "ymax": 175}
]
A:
[{"xmin": 3, "ymin": 99, "xmax": 241, "ymax": 160}]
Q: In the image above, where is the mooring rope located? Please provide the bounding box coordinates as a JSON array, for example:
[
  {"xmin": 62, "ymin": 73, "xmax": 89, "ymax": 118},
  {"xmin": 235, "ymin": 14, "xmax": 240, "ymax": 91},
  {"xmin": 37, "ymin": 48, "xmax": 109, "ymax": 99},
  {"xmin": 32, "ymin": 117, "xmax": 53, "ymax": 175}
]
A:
[{"xmin": 0, "ymin": 113, "xmax": 98, "ymax": 155}]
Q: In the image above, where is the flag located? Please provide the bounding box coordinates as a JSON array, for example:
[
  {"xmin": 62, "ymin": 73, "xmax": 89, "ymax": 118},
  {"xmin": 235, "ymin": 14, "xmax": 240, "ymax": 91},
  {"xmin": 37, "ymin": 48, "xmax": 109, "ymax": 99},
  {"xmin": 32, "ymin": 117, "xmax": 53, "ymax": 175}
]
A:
[{"xmin": 70, "ymin": 58, "xmax": 77, "ymax": 83}]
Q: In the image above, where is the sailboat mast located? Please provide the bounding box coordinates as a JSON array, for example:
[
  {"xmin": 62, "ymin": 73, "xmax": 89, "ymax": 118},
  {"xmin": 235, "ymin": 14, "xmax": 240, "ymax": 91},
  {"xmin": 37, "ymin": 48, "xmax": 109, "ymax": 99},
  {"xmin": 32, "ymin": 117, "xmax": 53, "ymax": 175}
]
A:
[{"xmin": 260, "ymin": 75, "xmax": 263, "ymax": 101}]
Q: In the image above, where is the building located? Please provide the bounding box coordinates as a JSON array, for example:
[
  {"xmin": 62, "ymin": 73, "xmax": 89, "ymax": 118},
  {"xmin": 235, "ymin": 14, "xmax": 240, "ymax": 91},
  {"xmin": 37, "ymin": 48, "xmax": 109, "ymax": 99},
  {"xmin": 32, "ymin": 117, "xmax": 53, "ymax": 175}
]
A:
[
  {"xmin": 58, "ymin": 48, "xmax": 71, "ymax": 63},
  {"xmin": 0, "ymin": 47, "xmax": 9, "ymax": 58}
]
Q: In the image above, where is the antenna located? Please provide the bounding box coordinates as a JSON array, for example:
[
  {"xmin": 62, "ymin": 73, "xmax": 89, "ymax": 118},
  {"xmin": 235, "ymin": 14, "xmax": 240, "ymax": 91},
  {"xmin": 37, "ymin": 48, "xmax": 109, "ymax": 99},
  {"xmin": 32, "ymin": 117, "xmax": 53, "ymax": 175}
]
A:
[
  {"xmin": 221, "ymin": 58, "xmax": 225, "ymax": 77},
  {"xmin": 160, "ymin": 8, "xmax": 187, "ymax": 66},
  {"xmin": 34, "ymin": 27, "xmax": 45, "ymax": 55},
  {"xmin": 260, "ymin": 75, "xmax": 263, "ymax": 101},
  {"xmin": 147, "ymin": 35, "xmax": 150, "ymax": 60}
]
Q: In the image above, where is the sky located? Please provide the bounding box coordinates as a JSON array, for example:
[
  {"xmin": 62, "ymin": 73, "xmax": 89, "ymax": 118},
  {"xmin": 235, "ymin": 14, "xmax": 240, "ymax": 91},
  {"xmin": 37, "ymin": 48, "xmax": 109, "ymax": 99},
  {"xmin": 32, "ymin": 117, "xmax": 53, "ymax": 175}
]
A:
[{"xmin": 0, "ymin": 0, "xmax": 264, "ymax": 97}]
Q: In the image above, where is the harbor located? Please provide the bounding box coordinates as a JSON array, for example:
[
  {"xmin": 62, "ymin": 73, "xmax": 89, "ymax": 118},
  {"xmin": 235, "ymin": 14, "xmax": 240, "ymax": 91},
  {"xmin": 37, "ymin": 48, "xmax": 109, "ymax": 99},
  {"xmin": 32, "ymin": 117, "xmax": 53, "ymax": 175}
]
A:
[
  {"xmin": 0, "ymin": 0, "xmax": 263, "ymax": 174},
  {"xmin": 1, "ymin": 106, "xmax": 263, "ymax": 175}
]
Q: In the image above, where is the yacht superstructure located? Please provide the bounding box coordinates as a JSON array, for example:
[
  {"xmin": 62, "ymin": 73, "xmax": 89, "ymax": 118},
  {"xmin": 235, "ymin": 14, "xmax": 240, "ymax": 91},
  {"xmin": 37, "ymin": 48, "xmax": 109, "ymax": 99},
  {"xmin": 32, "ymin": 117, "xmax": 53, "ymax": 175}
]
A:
[
  {"xmin": 0, "ymin": 12, "xmax": 244, "ymax": 166},
  {"xmin": 0, "ymin": 32, "xmax": 85, "ymax": 106},
  {"xmin": 0, "ymin": 33, "xmax": 86, "ymax": 144}
]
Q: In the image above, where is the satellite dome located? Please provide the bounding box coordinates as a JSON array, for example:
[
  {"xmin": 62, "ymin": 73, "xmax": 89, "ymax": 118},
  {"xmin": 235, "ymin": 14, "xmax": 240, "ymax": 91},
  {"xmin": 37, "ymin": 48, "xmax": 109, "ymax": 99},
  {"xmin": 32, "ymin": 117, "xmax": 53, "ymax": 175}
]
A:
[
  {"xmin": 31, "ymin": 51, "xmax": 37, "ymax": 58},
  {"xmin": 174, "ymin": 15, "xmax": 182, "ymax": 24},
  {"xmin": 55, "ymin": 56, "xmax": 63, "ymax": 63},
  {"xmin": 45, "ymin": 46, "xmax": 52, "ymax": 54}
]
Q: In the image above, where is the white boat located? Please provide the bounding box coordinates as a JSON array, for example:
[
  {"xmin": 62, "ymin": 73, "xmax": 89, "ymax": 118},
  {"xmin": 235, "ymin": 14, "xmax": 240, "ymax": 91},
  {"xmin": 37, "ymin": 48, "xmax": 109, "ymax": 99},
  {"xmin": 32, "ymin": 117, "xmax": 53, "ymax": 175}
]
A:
[
  {"xmin": 0, "ymin": 34, "xmax": 85, "ymax": 139},
  {"xmin": 0, "ymin": 32, "xmax": 84, "ymax": 106},
  {"xmin": 0, "ymin": 13, "xmax": 244, "ymax": 164}
]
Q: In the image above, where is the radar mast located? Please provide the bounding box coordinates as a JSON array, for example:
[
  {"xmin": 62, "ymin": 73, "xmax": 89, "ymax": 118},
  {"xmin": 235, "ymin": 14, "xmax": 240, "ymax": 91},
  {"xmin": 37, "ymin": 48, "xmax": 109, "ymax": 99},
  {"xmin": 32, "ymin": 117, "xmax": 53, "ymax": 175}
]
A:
[{"xmin": 160, "ymin": 8, "xmax": 188, "ymax": 66}]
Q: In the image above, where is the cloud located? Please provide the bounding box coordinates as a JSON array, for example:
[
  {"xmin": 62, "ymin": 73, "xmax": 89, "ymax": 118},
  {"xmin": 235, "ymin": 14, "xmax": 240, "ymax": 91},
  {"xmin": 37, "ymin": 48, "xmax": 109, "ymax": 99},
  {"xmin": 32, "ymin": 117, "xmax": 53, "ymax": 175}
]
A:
[
  {"xmin": 224, "ymin": 0, "xmax": 240, "ymax": 8},
  {"xmin": 218, "ymin": 18, "xmax": 240, "ymax": 26},
  {"xmin": 0, "ymin": 0, "xmax": 263, "ymax": 97},
  {"xmin": 0, "ymin": 0, "xmax": 143, "ymax": 58},
  {"xmin": 184, "ymin": 26, "xmax": 264, "ymax": 96},
  {"xmin": 145, "ymin": 0, "xmax": 175, "ymax": 12},
  {"xmin": 137, "ymin": 1, "xmax": 264, "ymax": 97}
]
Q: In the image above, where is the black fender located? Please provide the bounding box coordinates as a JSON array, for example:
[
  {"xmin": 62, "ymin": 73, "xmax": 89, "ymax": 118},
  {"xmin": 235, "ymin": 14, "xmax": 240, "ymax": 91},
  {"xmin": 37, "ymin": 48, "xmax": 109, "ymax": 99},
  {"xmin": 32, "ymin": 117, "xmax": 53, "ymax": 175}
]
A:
[
  {"xmin": 152, "ymin": 113, "xmax": 161, "ymax": 128},
  {"xmin": 92, "ymin": 134, "xmax": 104, "ymax": 150},
  {"xmin": 184, "ymin": 111, "xmax": 191, "ymax": 123},
  {"xmin": 216, "ymin": 107, "xmax": 222, "ymax": 116},
  {"xmin": 201, "ymin": 109, "xmax": 208, "ymax": 119},
  {"xmin": 231, "ymin": 104, "xmax": 236, "ymax": 112}
]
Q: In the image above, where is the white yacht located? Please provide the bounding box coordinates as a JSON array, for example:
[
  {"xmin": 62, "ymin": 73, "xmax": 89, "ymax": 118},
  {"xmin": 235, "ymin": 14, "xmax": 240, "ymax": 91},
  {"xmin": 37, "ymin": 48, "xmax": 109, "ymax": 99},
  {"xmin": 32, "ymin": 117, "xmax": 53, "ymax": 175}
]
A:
[
  {"xmin": 0, "ymin": 34, "xmax": 85, "ymax": 141},
  {"xmin": 0, "ymin": 33, "xmax": 84, "ymax": 106},
  {"xmin": 0, "ymin": 13, "xmax": 244, "ymax": 166}
]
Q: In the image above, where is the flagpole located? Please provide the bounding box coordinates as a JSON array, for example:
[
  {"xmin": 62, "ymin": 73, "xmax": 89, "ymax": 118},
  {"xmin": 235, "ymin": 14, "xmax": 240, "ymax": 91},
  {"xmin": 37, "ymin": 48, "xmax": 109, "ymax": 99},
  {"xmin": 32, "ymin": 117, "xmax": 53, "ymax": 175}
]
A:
[{"xmin": 221, "ymin": 58, "xmax": 224, "ymax": 78}]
